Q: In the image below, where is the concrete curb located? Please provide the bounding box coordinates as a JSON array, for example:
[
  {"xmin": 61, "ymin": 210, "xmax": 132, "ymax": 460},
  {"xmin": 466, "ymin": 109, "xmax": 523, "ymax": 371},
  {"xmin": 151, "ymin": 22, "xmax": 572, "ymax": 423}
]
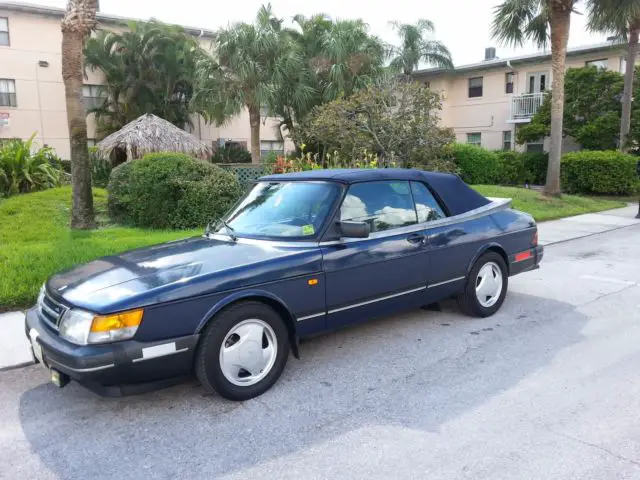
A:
[
  {"xmin": 0, "ymin": 204, "xmax": 638, "ymax": 372},
  {"xmin": 0, "ymin": 311, "xmax": 33, "ymax": 370}
]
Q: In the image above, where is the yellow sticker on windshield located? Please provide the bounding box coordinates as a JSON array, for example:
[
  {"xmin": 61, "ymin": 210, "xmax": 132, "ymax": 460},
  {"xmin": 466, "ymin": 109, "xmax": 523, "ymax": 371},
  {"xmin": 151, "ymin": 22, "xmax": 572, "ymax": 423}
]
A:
[{"xmin": 302, "ymin": 225, "xmax": 315, "ymax": 235}]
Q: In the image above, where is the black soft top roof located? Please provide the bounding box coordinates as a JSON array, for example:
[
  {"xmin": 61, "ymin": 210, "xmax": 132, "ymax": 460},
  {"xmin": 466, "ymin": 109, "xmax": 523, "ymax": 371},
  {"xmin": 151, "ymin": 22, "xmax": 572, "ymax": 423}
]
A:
[{"xmin": 259, "ymin": 168, "xmax": 490, "ymax": 216}]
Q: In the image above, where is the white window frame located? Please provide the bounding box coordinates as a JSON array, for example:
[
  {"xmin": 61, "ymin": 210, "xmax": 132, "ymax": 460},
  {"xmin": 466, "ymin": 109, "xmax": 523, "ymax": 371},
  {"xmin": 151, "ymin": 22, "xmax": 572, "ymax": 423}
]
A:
[
  {"xmin": 0, "ymin": 17, "xmax": 9, "ymax": 46},
  {"xmin": 503, "ymin": 130, "xmax": 512, "ymax": 151},
  {"xmin": 466, "ymin": 132, "xmax": 481, "ymax": 146},
  {"xmin": 0, "ymin": 79, "xmax": 17, "ymax": 107},
  {"xmin": 468, "ymin": 77, "xmax": 483, "ymax": 98},
  {"xmin": 82, "ymin": 84, "xmax": 105, "ymax": 111}
]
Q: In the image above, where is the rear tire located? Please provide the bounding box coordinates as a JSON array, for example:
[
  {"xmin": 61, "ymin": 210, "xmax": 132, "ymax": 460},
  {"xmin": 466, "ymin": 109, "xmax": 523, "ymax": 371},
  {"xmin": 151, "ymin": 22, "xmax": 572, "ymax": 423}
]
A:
[
  {"xmin": 458, "ymin": 251, "xmax": 508, "ymax": 317},
  {"xmin": 195, "ymin": 301, "xmax": 289, "ymax": 401}
]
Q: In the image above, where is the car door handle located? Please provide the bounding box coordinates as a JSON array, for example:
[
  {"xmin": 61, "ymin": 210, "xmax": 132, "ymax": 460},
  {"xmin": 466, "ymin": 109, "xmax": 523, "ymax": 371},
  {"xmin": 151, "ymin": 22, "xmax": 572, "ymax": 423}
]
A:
[{"xmin": 406, "ymin": 233, "xmax": 426, "ymax": 244}]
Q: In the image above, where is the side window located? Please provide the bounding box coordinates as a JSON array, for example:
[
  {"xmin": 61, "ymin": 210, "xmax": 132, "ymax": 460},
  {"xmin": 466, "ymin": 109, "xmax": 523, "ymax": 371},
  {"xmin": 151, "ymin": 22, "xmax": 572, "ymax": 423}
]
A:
[
  {"xmin": 340, "ymin": 181, "xmax": 417, "ymax": 233},
  {"xmin": 410, "ymin": 182, "xmax": 446, "ymax": 222}
]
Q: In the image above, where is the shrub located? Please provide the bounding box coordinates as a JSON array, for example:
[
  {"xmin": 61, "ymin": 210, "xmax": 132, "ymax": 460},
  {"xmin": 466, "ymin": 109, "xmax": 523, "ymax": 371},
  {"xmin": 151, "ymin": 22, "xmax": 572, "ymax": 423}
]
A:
[
  {"xmin": 496, "ymin": 151, "xmax": 526, "ymax": 185},
  {"xmin": 449, "ymin": 143, "xmax": 500, "ymax": 184},
  {"xmin": 0, "ymin": 134, "xmax": 63, "ymax": 197},
  {"xmin": 211, "ymin": 143, "xmax": 252, "ymax": 164},
  {"xmin": 89, "ymin": 147, "xmax": 112, "ymax": 188},
  {"xmin": 521, "ymin": 152, "xmax": 548, "ymax": 185},
  {"xmin": 561, "ymin": 150, "xmax": 640, "ymax": 195},
  {"xmin": 107, "ymin": 153, "xmax": 243, "ymax": 229}
]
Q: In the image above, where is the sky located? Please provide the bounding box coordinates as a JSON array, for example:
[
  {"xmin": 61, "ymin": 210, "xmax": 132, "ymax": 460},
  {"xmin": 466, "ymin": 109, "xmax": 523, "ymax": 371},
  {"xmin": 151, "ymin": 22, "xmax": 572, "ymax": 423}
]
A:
[{"xmin": 33, "ymin": 0, "xmax": 608, "ymax": 66}]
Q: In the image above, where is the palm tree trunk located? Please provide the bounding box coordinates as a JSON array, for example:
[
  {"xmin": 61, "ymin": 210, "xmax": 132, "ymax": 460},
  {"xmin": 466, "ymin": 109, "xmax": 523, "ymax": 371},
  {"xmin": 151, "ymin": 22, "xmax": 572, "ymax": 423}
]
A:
[
  {"xmin": 248, "ymin": 105, "xmax": 261, "ymax": 163},
  {"xmin": 62, "ymin": 28, "xmax": 95, "ymax": 228},
  {"xmin": 620, "ymin": 24, "xmax": 639, "ymax": 152},
  {"xmin": 544, "ymin": 2, "xmax": 572, "ymax": 197}
]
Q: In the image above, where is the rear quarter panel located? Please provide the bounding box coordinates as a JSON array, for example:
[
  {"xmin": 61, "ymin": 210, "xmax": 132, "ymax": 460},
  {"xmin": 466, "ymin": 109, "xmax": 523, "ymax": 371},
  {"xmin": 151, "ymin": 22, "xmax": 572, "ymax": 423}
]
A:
[{"xmin": 425, "ymin": 207, "xmax": 536, "ymax": 296}]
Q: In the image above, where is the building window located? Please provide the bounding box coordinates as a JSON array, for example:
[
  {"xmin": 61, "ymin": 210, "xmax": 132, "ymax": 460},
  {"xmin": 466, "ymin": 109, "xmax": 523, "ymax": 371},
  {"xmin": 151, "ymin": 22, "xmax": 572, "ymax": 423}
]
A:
[
  {"xmin": 82, "ymin": 84, "xmax": 104, "ymax": 111},
  {"xmin": 505, "ymin": 72, "xmax": 514, "ymax": 94},
  {"xmin": 0, "ymin": 17, "xmax": 9, "ymax": 46},
  {"xmin": 466, "ymin": 132, "xmax": 481, "ymax": 146},
  {"xmin": 585, "ymin": 58, "xmax": 607, "ymax": 70},
  {"xmin": 526, "ymin": 141, "xmax": 544, "ymax": 153},
  {"xmin": 503, "ymin": 130, "xmax": 512, "ymax": 150},
  {"xmin": 87, "ymin": 138, "xmax": 96, "ymax": 147},
  {"xmin": 260, "ymin": 140, "xmax": 284, "ymax": 158},
  {"xmin": 0, "ymin": 79, "xmax": 16, "ymax": 107},
  {"xmin": 468, "ymin": 77, "xmax": 483, "ymax": 98}
]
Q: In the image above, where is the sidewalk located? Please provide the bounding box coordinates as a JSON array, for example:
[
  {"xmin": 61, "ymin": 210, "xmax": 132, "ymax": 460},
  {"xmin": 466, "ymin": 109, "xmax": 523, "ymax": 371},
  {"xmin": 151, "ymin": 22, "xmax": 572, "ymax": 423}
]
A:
[
  {"xmin": 1, "ymin": 204, "xmax": 638, "ymax": 371},
  {"xmin": 537, "ymin": 203, "xmax": 639, "ymax": 245}
]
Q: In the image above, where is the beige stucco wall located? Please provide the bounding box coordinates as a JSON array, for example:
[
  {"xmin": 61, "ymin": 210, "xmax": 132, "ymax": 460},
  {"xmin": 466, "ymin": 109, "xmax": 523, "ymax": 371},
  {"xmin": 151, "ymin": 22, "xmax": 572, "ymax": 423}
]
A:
[
  {"xmin": 422, "ymin": 49, "xmax": 630, "ymax": 152},
  {"xmin": 0, "ymin": 9, "xmax": 293, "ymax": 160}
]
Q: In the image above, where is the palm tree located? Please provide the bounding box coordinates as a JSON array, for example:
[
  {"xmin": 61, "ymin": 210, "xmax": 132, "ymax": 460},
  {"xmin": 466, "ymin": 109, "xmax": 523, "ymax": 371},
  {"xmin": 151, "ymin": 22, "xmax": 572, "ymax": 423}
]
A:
[
  {"xmin": 586, "ymin": 0, "xmax": 640, "ymax": 151},
  {"xmin": 387, "ymin": 19, "xmax": 453, "ymax": 76},
  {"xmin": 61, "ymin": 0, "xmax": 99, "ymax": 228},
  {"xmin": 492, "ymin": 0, "xmax": 578, "ymax": 197},
  {"xmin": 84, "ymin": 21, "xmax": 205, "ymax": 137},
  {"xmin": 200, "ymin": 5, "xmax": 282, "ymax": 163}
]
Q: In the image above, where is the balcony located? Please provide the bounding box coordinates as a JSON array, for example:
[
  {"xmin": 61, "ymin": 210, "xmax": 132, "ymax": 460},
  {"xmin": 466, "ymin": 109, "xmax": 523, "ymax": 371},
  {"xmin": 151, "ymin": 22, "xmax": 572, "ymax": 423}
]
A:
[{"xmin": 508, "ymin": 92, "xmax": 544, "ymax": 123}]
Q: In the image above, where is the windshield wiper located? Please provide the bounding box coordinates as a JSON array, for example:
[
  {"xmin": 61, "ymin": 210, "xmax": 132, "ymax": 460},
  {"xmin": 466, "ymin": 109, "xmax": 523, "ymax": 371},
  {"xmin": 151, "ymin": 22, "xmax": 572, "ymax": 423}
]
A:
[{"xmin": 207, "ymin": 218, "xmax": 237, "ymax": 241}]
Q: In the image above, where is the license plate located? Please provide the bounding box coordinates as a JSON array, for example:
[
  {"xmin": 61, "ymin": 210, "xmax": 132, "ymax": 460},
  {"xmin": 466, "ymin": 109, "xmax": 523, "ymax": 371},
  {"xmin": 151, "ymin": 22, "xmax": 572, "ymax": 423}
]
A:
[{"xmin": 29, "ymin": 328, "xmax": 44, "ymax": 365}]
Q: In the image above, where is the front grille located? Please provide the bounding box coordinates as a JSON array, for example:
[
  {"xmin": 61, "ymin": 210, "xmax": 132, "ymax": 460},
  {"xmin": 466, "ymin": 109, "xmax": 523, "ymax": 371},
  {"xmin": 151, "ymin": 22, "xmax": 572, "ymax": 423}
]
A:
[{"xmin": 38, "ymin": 290, "xmax": 68, "ymax": 332}]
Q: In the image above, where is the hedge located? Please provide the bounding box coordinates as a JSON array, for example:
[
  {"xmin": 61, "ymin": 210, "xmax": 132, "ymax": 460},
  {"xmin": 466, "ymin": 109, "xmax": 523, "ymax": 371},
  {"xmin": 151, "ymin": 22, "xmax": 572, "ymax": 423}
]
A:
[
  {"xmin": 450, "ymin": 143, "xmax": 500, "ymax": 184},
  {"xmin": 561, "ymin": 150, "xmax": 640, "ymax": 195},
  {"xmin": 107, "ymin": 153, "xmax": 243, "ymax": 229},
  {"xmin": 495, "ymin": 151, "xmax": 548, "ymax": 185}
]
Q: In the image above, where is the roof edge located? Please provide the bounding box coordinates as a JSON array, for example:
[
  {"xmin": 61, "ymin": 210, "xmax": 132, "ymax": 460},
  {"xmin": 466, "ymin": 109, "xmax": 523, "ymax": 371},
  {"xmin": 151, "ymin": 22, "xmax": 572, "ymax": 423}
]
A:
[
  {"xmin": 413, "ymin": 41, "xmax": 624, "ymax": 78},
  {"xmin": 0, "ymin": 1, "xmax": 216, "ymax": 38}
]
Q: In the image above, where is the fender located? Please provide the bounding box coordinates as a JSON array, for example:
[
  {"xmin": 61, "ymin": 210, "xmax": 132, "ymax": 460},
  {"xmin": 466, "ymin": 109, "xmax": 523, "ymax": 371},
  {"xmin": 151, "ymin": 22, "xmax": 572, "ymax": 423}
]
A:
[
  {"xmin": 465, "ymin": 242, "xmax": 509, "ymax": 276},
  {"xmin": 195, "ymin": 288, "xmax": 300, "ymax": 358}
]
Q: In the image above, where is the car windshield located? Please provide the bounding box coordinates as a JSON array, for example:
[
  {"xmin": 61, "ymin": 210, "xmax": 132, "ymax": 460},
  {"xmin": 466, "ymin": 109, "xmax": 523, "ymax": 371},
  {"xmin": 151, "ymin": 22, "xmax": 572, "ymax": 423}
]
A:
[{"xmin": 214, "ymin": 181, "xmax": 341, "ymax": 239}]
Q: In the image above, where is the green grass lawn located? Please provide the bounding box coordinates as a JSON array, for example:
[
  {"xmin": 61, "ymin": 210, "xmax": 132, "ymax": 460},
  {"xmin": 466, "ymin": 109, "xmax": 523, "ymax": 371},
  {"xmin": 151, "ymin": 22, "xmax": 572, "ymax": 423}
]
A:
[
  {"xmin": 0, "ymin": 185, "xmax": 626, "ymax": 311},
  {"xmin": 473, "ymin": 185, "xmax": 625, "ymax": 222},
  {"xmin": 0, "ymin": 187, "xmax": 200, "ymax": 311}
]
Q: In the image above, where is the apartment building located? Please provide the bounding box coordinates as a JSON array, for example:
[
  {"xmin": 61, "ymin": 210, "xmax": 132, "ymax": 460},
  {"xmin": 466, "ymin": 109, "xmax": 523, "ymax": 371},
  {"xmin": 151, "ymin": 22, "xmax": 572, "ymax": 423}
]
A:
[
  {"xmin": 0, "ymin": 1, "xmax": 291, "ymax": 159},
  {"xmin": 413, "ymin": 42, "xmax": 631, "ymax": 153}
]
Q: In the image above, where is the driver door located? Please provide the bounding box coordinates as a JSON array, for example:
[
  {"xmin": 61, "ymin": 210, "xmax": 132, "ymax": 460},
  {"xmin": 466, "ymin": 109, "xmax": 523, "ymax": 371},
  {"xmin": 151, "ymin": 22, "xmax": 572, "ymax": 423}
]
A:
[{"xmin": 321, "ymin": 180, "xmax": 430, "ymax": 330}]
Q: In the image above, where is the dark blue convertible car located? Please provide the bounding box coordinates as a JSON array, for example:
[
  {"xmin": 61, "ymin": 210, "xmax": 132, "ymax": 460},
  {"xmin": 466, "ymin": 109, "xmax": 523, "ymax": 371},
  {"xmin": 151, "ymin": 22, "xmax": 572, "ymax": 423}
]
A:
[{"xmin": 26, "ymin": 169, "xmax": 542, "ymax": 400}]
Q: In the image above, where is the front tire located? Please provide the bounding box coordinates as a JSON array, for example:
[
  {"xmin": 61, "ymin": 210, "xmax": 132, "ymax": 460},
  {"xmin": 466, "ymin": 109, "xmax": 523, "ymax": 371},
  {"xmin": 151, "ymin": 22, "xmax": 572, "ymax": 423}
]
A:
[
  {"xmin": 458, "ymin": 251, "xmax": 508, "ymax": 317},
  {"xmin": 195, "ymin": 301, "xmax": 289, "ymax": 401}
]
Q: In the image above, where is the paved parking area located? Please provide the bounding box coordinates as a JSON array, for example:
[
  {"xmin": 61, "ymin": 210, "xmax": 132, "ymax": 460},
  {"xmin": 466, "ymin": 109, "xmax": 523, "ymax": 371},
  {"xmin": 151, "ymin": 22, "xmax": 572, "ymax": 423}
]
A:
[{"xmin": 1, "ymin": 224, "xmax": 640, "ymax": 479}]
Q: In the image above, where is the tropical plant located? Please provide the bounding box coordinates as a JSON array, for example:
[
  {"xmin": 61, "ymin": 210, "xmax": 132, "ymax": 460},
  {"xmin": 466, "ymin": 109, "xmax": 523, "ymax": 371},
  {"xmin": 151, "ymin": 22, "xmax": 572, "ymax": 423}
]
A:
[
  {"xmin": 517, "ymin": 66, "xmax": 628, "ymax": 150},
  {"xmin": 211, "ymin": 143, "xmax": 252, "ymax": 163},
  {"xmin": 89, "ymin": 147, "xmax": 112, "ymax": 188},
  {"xmin": 84, "ymin": 21, "xmax": 208, "ymax": 137},
  {"xmin": 269, "ymin": 15, "xmax": 387, "ymax": 141},
  {"xmin": 61, "ymin": 0, "xmax": 98, "ymax": 228},
  {"xmin": 195, "ymin": 5, "xmax": 283, "ymax": 163},
  {"xmin": 0, "ymin": 134, "xmax": 63, "ymax": 197},
  {"xmin": 299, "ymin": 78, "xmax": 453, "ymax": 166},
  {"xmin": 586, "ymin": 0, "xmax": 640, "ymax": 151},
  {"xmin": 387, "ymin": 19, "xmax": 453, "ymax": 76},
  {"xmin": 491, "ymin": 0, "xmax": 578, "ymax": 196}
]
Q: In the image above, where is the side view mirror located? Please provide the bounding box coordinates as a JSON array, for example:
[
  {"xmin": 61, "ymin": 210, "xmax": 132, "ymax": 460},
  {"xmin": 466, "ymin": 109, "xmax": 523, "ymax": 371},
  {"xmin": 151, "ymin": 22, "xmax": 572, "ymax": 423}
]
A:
[{"xmin": 339, "ymin": 221, "xmax": 370, "ymax": 239}]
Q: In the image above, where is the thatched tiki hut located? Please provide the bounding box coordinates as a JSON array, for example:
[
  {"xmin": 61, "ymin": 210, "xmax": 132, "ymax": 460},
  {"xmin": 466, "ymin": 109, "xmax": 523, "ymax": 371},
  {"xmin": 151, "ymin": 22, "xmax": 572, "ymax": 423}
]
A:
[{"xmin": 96, "ymin": 113, "xmax": 210, "ymax": 165}]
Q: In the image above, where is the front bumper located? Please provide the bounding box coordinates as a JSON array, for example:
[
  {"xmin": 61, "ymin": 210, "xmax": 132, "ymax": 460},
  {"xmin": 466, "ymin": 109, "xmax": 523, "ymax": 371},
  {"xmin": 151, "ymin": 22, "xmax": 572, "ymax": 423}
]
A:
[
  {"xmin": 509, "ymin": 245, "xmax": 544, "ymax": 276},
  {"xmin": 25, "ymin": 307, "xmax": 199, "ymax": 396}
]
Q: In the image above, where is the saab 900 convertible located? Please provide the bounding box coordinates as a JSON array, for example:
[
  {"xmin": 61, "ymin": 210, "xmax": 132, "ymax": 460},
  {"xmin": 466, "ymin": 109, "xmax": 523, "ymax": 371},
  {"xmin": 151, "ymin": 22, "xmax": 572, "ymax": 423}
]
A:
[{"xmin": 26, "ymin": 169, "xmax": 543, "ymax": 400}]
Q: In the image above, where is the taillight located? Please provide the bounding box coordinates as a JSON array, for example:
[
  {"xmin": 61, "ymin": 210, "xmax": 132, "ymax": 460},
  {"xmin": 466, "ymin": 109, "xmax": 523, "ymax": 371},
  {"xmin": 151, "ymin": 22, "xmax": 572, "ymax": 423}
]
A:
[{"xmin": 532, "ymin": 230, "xmax": 538, "ymax": 246}]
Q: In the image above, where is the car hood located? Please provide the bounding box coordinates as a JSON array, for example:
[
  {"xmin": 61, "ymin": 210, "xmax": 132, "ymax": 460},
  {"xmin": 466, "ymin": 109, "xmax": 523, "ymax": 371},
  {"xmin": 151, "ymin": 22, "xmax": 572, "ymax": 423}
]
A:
[{"xmin": 47, "ymin": 236, "xmax": 322, "ymax": 313}]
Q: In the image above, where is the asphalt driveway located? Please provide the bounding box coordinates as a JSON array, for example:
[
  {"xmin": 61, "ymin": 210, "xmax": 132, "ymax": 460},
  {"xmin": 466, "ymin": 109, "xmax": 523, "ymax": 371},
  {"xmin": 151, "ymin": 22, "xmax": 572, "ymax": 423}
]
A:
[{"xmin": 1, "ymin": 224, "xmax": 640, "ymax": 480}]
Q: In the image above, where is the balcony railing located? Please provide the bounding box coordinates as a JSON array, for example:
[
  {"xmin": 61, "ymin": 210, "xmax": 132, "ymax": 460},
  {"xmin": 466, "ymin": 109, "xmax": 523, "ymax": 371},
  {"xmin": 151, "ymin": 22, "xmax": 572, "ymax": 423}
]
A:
[{"xmin": 509, "ymin": 92, "xmax": 544, "ymax": 122}]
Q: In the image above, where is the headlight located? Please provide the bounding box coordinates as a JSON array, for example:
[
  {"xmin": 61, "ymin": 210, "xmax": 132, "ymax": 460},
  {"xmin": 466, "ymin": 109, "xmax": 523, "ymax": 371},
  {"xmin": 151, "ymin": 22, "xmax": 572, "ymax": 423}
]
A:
[{"xmin": 59, "ymin": 308, "xmax": 144, "ymax": 345}]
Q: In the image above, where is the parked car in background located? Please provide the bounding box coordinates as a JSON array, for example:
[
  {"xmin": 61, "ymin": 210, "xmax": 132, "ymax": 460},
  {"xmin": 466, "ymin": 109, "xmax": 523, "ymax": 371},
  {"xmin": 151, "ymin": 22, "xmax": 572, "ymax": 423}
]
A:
[{"xmin": 26, "ymin": 169, "xmax": 543, "ymax": 400}]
